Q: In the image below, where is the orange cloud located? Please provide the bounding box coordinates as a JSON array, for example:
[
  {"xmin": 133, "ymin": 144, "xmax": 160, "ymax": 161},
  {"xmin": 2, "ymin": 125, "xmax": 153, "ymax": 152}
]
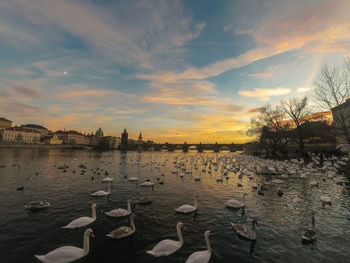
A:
[{"xmin": 238, "ymin": 87, "xmax": 291, "ymax": 101}]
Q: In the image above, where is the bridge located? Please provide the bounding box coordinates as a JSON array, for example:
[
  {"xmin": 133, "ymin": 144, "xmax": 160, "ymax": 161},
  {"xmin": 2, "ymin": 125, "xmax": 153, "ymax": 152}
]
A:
[{"xmin": 121, "ymin": 142, "xmax": 242, "ymax": 152}]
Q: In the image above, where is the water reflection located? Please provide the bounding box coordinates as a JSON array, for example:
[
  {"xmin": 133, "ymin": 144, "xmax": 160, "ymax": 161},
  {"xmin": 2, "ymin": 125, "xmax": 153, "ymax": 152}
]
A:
[{"xmin": 0, "ymin": 148, "xmax": 349, "ymax": 263}]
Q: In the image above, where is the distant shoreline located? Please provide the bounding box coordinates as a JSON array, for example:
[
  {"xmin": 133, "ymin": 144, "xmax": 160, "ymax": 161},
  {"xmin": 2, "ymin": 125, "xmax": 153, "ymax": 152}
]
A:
[{"xmin": 0, "ymin": 143, "xmax": 91, "ymax": 149}]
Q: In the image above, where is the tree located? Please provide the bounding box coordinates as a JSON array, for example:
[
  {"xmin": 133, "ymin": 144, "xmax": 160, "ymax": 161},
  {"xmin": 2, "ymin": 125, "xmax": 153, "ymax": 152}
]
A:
[
  {"xmin": 314, "ymin": 60, "xmax": 350, "ymax": 143},
  {"xmin": 247, "ymin": 104, "xmax": 290, "ymax": 157},
  {"xmin": 281, "ymin": 96, "xmax": 310, "ymax": 152}
]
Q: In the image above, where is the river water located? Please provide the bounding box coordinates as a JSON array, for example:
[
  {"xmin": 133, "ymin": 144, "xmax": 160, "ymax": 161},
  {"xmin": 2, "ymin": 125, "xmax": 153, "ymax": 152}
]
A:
[{"xmin": 0, "ymin": 148, "xmax": 349, "ymax": 263}]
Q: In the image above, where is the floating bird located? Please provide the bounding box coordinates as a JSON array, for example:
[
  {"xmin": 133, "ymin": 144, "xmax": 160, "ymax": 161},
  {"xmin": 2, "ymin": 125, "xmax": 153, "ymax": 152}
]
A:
[
  {"xmin": 301, "ymin": 212, "xmax": 316, "ymax": 242},
  {"xmin": 102, "ymin": 177, "xmax": 113, "ymax": 182},
  {"xmin": 106, "ymin": 213, "xmax": 136, "ymax": 239},
  {"xmin": 16, "ymin": 186, "xmax": 24, "ymax": 191},
  {"xmin": 105, "ymin": 199, "xmax": 132, "ymax": 217},
  {"xmin": 128, "ymin": 177, "xmax": 139, "ymax": 181},
  {"xmin": 147, "ymin": 222, "xmax": 184, "ymax": 257},
  {"xmin": 226, "ymin": 193, "xmax": 247, "ymax": 209},
  {"xmin": 62, "ymin": 203, "xmax": 97, "ymax": 229},
  {"xmin": 277, "ymin": 188, "xmax": 284, "ymax": 197},
  {"xmin": 175, "ymin": 195, "xmax": 198, "ymax": 213},
  {"xmin": 90, "ymin": 184, "xmax": 111, "ymax": 197},
  {"xmin": 24, "ymin": 201, "xmax": 51, "ymax": 211},
  {"xmin": 35, "ymin": 228, "xmax": 94, "ymax": 263},
  {"xmin": 320, "ymin": 195, "xmax": 332, "ymax": 206},
  {"xmin": 134, "ymin": 197, "xmax": 152, "ymax": 205},
  {"xmin": 185, "ymin": 230, "xmax": 213, "ymax": 263},
  {"xmin": 231, "ymin": 219, "xmax": 258, "ymax": 241}
]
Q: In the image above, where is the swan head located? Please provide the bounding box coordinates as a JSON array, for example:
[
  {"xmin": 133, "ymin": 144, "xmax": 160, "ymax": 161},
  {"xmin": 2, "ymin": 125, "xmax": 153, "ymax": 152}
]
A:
[
  {"xmin": 92, "ymin": 203, "xmax": 97, "ymax": 208},
  {"xmin": 177, "ymin": 222, "xmax": 185, "ymax": 228},
  {"xmin": 85, "ymin": 228, "xmax": 94, "ymax": 238},
  {"xmin": 205, "ymin": 230, "xmax": 214, "ymax": 236}
]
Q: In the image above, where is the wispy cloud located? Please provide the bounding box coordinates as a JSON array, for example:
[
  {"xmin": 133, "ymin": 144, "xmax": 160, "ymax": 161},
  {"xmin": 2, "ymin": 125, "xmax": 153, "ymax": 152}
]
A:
[{"xmin": 238, "ymin": 87, "xmax": 291, "ymax": 101}]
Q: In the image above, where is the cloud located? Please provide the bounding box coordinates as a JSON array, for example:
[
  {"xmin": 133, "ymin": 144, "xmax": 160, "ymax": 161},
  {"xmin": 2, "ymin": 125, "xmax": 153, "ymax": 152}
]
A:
[
  {"xmin": 246, "ymin": 107, "xmax": 265, "ymax": 113},
  {"xmin": 5, "ymin": 81, "xmax": 42, "ymax": 99},
  {"xmin": 297, "ymin": 86, "xmax": 315, "ymax": 93},
  {"xmin": 238, "ymin": 87, "xmax": 291, "ymax": 101},
  {"xmin": 248, "ymin": 71, "xmax": 274, "ymax": 79}
]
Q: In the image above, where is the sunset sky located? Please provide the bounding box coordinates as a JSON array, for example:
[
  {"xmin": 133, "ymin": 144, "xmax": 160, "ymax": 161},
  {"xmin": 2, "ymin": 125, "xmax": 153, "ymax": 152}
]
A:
[{"xmin": 0, "ymin": 0, "xmax": 349, "ymax": 143}]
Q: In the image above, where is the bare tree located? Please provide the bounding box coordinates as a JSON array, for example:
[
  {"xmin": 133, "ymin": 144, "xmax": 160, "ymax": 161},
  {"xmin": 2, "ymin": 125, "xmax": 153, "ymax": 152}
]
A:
[
  {"xmin": 247, "ymin": 104, "xmax": 290, "ymax": 157},
  {"xmin": 314, "ymin": 61, "xmax": 350, "ymax": 144},
  {"xmin": 281, "ymin": 96, "xmax": 310, "ymax": 152}
]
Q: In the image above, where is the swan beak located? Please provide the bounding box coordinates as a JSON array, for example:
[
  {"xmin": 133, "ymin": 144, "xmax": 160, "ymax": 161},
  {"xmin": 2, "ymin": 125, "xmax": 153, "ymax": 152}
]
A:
[
  {"xmin": 90, "ymin": 233, "xmax": 95, "ymax": 238},
  {"xmin": 210, "ymin": 231, "xmax": 215, "ymax": 236}
]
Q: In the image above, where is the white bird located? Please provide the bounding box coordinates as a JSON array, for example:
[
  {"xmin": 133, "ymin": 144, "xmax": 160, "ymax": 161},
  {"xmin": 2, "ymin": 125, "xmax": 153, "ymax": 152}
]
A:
[
  {"xmin": 106, "ymin": 213, "xmax": 136, "ymax": 239},
  {"xmin": 194, "ymin": 176, "xmax": 201, "ymax": 181},
  {"xmin": 128, "ymin": 177, "xmax": 139, "ymax": 181},
  {"xmin": 141, "ymin": 181, "xmax": 154, "ymax": 187},
  {"xmin": 252, "ymin": 183, "xmax": 258, "ymax": 189},
  {"xmin": 90, "ymin": 183, "xmax": 111, "ymax": 197},
  {"xmin": 185, "ymin": 230, "xmax": 213, "ymax": 263},
  {"xmin": 320, "ymin": 195, "xmax": 332, "ymax": 206},
  {"xmin": 310, "ymin": 181, "xmax": 318, "ymax": 186},
  {"xmin": 62, "ymin": 203, "xmax": 97, "ymax": 229},
  {"xmin": 231, "ymin": 220, "xmax": 258, "ymax": 241},
  {"xmin": 147, "ymin": 222, "xmax": 184, "ymax": 257},
  {"xmin": 102, "ymin": 177, "xmax": 113, "ymax": 182},
  {"xmin": 175, "ymin": 195, "xmax": 198, "ymax": 213},
  {"xmin": 226, "ymin": 193, "xmax": 247, "ymax": 209},
  {"xmin": 105, "ymin": 199, "xmax": 132, "ymax": 217},
  {"xmin": 301, "ymin": 212, "xmax": 316, "ymax": 242},
  {"xmin": 35, "ymin": 228, "xmax": 94, "ymax": 263}
]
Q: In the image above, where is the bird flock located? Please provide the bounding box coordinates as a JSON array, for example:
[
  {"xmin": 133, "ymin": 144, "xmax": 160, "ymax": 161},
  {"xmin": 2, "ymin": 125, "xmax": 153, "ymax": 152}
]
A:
[{"xmin": 14, "ymin": 150, "xmax": 349, "ymax": 262}]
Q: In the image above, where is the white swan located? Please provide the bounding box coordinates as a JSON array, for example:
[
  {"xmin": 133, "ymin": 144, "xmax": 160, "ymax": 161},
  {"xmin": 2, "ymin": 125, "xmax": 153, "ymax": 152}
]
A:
[
  {"xmin": 62, "ymin": 203, "xmax": 97, "ymax": 229},
  {"xmin": 128, "ymin": 177, "xmax": 139, "ymax": 181},
  {"xmin": 90, "ymin": 183, "xmax": 111, "ymax": 196},
  {"xmin": 106, "ymin": 213, "xmax": 136, "ymax": 239},
  {"xmin": 105, "ymin": 199, "xmax": 132, "ymax": 217},
  {"xmin": 141, "ymin": 181, "xmax": 154, "ymax": 187},
  {"xmin": 102, "ymin": 177, "xmax": 113, "ymax": 182},
  {"xmin": 185, "ymin": 230, "xmax": 213, "ymax": 263},
  {"xmin": 175, "ymin": 195, "xmax": 197, "ymax": 213},
  {"xmin": 35, "ymin": 228, "xmax": 94, "ymax": 263},
  {"xmin": 226, "ymin": 193, "xmax": 247, "ymax": 209},
  {"xmin": 320, "ymin": 195, "xmax": 332, "ymax": 206},
  {"xmin": 146, "ymin": 222, "xmax": 184, "ymax": 257}
]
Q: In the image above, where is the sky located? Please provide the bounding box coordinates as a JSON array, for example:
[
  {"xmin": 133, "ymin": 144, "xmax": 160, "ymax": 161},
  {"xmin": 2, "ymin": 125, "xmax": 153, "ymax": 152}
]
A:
[{"xmin": 0, "ymin": 0, "xmax": 349, "ymax": 143}]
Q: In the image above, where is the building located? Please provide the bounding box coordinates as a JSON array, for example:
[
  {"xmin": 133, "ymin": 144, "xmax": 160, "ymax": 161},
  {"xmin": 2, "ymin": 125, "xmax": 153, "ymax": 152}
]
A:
[
  {"xmin": 121, "ymin": 128, "xmax": 128, "ymax": 148},
  {"xmin": 138, "ymin": 132, "xmax": 143, "ymax": 144},
  {"xmin": 0, "ymin": 117, "xmax": 12, "ymax": 130},
  {"xmin": 0, "ymin": 127, "xmax": 41, "ymax": 144},
  {"xmin": 21, "ymin": 124, "xmax": 48, "ymax": 137},
  {"xmin": 43, "ymin": 134, "xmax": 63, "ymax": 145},
  {"xmin": 95, "ymin": 127, "xmax": 104, "ymax": 137},
  {"xmin": 331, "ymin": 99, "xmax": 350, "ymax": 145},
  {"xmin": 55, "ymin": 130, "xmax": 89, "ymax": 145}
]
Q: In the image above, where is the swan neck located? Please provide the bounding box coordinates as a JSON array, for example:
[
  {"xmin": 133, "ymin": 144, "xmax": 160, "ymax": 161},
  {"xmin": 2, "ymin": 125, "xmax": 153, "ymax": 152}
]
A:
[
  {"xmin": 243, "ymin": 195, "xmax": 246, "ymax": 205},
  {"xmin": 130, "ymin": 215, "xmax": 135, "ymax": 231},
  {"xmin": 83, "ymin": 232, "xmax": 90, "ymax": 255},
  {"xmin": 107, "ymin": 184, "xmax": 111, "ymax": 193},
  {"xmin": 177, "ymin": 224, "xmax": 184, "ymax": 244},
  {"xmin": 194, "ymin": 196, "xmax": 198, "ymax": 208},
  {"xmin": 127, "ymin": 200, "xmax": 131, "ymax": 212},
  {"xmin": 92, "ymin": 205, "xmax": 96, "ymax": 219},
  {"xmin": 205, "ymin": 232, "xmax": 211, "ymax": 252},
  {"xmin": 312, "ymin": 214, "xmax": 315, "ymax": 228}
]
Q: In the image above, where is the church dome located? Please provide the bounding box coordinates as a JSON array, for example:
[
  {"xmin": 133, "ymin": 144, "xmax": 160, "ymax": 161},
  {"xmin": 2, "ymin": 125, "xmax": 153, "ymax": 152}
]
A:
[{"xmin": 95, "ymin": 128, "xmax": 104, "ymax": 137}]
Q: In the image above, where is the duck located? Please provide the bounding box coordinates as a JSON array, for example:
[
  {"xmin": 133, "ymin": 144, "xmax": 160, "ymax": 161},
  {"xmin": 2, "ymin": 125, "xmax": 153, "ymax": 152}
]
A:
[
  {"xmin": 147, "ymin": 222, "xmax": 184, "ymax": 257},
  {"xmin": 185, "ymin": 230, "xmax": 213, "ymax": 263},
  {"xmin": 35, "ymin": 228, "xmax": 94, "ymax": 263},
  {"xmin": 90, "ymin": 183, "xmax": 111, "ymax": 196},
  {"xmin": 175, "ymin": 195, "xmax": 198, "ymax": 213},
  {"xmin": 226, "ymin": 193, "xmax": 247, "ymax": 209},
  {"xmin": 24, "ymin": 201, "xmax": 51, "ymax": 211},
  {"xmin": 105, "ymin": 199, "xmax": 132, "ymax": 217},
  {"xmin": 231, "ymin": 219, "xmax": 258, "ymax": 241},
  {"xmin": 62, "ymin": 203, "xmax": 97, "ymax": 229},
  {"xmin": 102, "ymin": 177, "xmax": 113, "ymax": 182},
  {"xmin": 301, "ymin": 212, "xmax": 316, "ymax": 242},
  {"xmin": 106, "ymin": 213, "xmax": 136, "ymax": 239},
  {"xmin": 277, "ymin": 188, "xmax": 284, "ymax": 197}
]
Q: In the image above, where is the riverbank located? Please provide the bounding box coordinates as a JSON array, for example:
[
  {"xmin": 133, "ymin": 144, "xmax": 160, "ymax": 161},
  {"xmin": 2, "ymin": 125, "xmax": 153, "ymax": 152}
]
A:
[{"xmin": 0, "ymin": 143, "xmax": 90, "ymax": 149}]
